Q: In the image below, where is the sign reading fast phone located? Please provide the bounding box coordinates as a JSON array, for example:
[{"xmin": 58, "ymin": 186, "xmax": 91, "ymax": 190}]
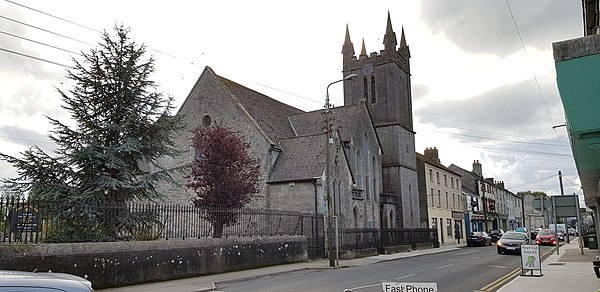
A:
[{"xmin": 381, "ymin": 282, "xmax": 438, "ymax": 292}]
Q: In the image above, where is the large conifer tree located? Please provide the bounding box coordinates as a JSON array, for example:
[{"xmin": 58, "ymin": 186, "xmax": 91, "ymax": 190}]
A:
[{"xmin": 0, "ymin": 25, "xmax": 181, "ymax": 240}]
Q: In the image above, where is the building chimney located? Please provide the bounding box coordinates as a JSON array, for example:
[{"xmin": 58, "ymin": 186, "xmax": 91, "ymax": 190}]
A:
[
  {"xmin": 424, "ymin": 147, "xmax": 440, "ymax": 163},
  {"xmin": 472, "ymin": 160, "xmax": 482, "ymax": 177},
  {"xmin": 495, "ymin": 181, "xmax": 505, "ymax": 189}
]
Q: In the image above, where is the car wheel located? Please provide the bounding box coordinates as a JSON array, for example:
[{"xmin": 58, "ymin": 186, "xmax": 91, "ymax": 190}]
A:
[{"xmin": 497, "ymin": 249, "xmax": 502, "ymax": 254}]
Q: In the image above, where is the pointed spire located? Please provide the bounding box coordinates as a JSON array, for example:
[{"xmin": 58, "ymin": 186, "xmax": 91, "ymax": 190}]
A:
[
  {"xmin": 399, "ymin": 26, "xmax": 410, "ymax": 58},
  {"xmin": 360, "ymin": 38, "xmax": 367, "ymax": 56},
  {"xmin": 341, "ymin": 24, "xmax": 355, "ymax": 56},
  {"xmin": 383, "ymin": 11, "xmax": 397, "ymax": 52}
]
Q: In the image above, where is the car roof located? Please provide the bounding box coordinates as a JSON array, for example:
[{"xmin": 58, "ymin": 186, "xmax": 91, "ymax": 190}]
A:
[{"xmin": 0, "ymin": 270, "xmax": 93, "ymax": 291}]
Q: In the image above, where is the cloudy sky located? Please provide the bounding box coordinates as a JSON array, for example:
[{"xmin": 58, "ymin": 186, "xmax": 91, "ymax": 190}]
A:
[{"xmin": 0, "ymin": 1, "xmax": 585, "ymax": 204}]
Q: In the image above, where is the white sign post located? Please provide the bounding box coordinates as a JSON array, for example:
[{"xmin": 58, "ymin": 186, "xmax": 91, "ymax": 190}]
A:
[
  {"xmin": 520, "ymin": 244, "xmax": 543, "ymax": 277},
  {"xmin": 381, "ymin": 282, "xmax": 438, "ymax": 292}
]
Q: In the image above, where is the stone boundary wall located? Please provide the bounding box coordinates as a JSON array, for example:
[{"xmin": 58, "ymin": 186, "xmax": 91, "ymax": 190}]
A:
[{"xmin": 0, "ymin": 236, "xmax": 307, "ymax": 289}]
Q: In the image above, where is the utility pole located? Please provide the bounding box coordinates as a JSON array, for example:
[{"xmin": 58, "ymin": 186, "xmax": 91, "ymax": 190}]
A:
[
  {"xmin": 558, "ymin": 170, "xmax": 569, "ymax": 243},
  {"xmin": 325, "ymin": 74, "xmax": 357, "ymax": 267},
  {"xmin": 480, "ymin": 179, "xmax": 488, "ymax": 233}
]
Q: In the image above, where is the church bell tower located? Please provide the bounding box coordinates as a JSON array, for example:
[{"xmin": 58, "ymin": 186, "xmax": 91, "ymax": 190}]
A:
[{"xmin": 341, "ymin": 12, "xmax": 419, "ymax": 228}]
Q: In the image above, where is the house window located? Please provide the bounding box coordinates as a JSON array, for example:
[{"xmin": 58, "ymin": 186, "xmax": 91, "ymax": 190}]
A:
[
  {"xmin": 445, "ymin": 191, "xmax": 449, "ymax": 209},
  {"xmin": 446, "ymin": 219, "xmax": 452, "ymax": 237},
  {"xmin": 453, "ymin": 194, "xmax": 456, "ymax": 210},
  {"xmin": 370, "ymin": 76, "xmax": 376, "ymax": 103},
  {"xmin": 444, "ymin": 175, "xmax": 447, "ymax": 186},
  {"xmin": 436, "ymin": 172, "xmax": 440, "ymax": 184},
  {"xmin": 430, "ymin": 188, "xmax": 434, "ymax": 206},
  {"xmin": 431, "ymin": 218, "xmax": 437, "ymax": 229},
  {"xmin": 451, "ymin": 177, "xmax": 454, "ymax": 188},
  {"xmin": 429, "ymin": 169, "xmax": 433, "ymax": 181},
  {"xmin": 437, "ymin": 190, "xmax": 441, "ymax": 208}
]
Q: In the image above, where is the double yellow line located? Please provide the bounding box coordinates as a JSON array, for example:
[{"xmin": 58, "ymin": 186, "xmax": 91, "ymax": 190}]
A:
[{"xmin": 478, "ymin": 248, "xmax": 555, "ymax": 292}]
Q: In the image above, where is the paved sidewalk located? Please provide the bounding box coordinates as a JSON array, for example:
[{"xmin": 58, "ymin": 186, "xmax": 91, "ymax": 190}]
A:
[
  {"xmin": 99, "ymin": 240, "xmax": 600, "ymax": 292},
  {"xmin": 497, "ymin": 238, "xmax": 600, "ymax": 292},
  {"xmin": 99, "ymin": 243, "xmax": 465, "ymax": 291}
]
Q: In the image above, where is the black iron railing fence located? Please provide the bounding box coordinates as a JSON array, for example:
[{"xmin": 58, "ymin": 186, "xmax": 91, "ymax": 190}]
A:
[
  {"xmin": 0, "ymin": 196, "xmax": 323, "ymax": 245},
  {"xmin": 339, "ymin": 228, "xmax": 438, "ymax": 251}
]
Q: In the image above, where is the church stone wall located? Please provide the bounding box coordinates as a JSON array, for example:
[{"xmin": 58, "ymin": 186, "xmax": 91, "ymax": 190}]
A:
[
  {"xmin": 155, "ymin": 71, "xmax": 272, "ymax": 209},
  {"xmin": 267, "ymin": 181, "xmax": 319, "ymax": 213}
]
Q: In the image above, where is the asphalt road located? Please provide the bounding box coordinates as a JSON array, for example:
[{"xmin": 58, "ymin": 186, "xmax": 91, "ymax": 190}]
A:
[{"xmin": 217, "ymin": 244, "xmax": 554, "ymax": 292}]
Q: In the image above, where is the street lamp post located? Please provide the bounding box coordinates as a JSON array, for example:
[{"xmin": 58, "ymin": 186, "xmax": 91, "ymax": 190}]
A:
[{"xmin": 325, "ymin": 73, "xmax": 357, "ymax": 267}]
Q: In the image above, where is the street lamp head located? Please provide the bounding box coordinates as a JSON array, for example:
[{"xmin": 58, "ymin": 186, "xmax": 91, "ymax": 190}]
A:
[{"xmin": 344, "ymin": 73, "xmax": 358, "ymax": 80}]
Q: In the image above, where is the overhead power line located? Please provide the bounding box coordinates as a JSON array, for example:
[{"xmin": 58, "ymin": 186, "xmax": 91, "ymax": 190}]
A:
[
  {"xmin": 0, "ymin": 15, "xmax": 95, "ymax": 46},
  {"xmin": 504, "ymin": 0, "xmax": 571, "ymax": 161},
  {"xmin": 0, "ymin": 30, "xmax": 82, "ymax": 56},
  {"xmin": 5, "ymin": 0, "xmax": 182, "ymax": 60},
  {"xmin": 5, "ymin": 0, "xmax": 103, "ymax": 33},
  {"xmin": 0, "ymin": 46, "xmax": 73, "ymax": 68}
]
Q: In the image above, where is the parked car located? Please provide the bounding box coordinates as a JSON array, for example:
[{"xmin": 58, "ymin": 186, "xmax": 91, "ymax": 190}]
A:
[
  {"xmin": 489, "ymin": 229, "xmax": 504, "ymax": 242},
  {"xmin": 568, "ymin": 227, "xmax": 578, "ymax": 236},
  {"xmin": 530, "ymin": 227, "xmax": 541, "ymax": 238},
  {"xmin": 535, "ymin": 229, "xmax": 557, "ymax": 246},
  {"xmin": 0, "ymin": 270, "xmax": 93, "ymax": 291},
  {"xmin": 497, "ymin": 231, "xmax": 529, "ymax": 254},
  {"xmin": 467, "ymin": 231, "xmax": 492, "ymax": 246},
  {"xmin": 515, "ymin": 227, "xmax": 527, "ymax": 234},
  {"xmin": 557, "ymin": 230, "xmax": 566, "ymax": 241}
]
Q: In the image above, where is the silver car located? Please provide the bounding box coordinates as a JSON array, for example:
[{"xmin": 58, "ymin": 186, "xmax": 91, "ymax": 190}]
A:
[{"xmin": 0, "ymin": 270, "xmax": 93, "ymax": 291}]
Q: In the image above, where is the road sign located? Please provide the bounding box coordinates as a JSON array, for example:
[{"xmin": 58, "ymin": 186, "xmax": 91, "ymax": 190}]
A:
[
  {"xmin": 520, "ymin": 244, "xmax": 543, "ymax": 276},
  {"xmin": 552, "ymin": 195, "xmax": 578, "ymax": 218},
  {"xmin": 382, "ymin": 282, "xmax": 438, "ymax": 292}
]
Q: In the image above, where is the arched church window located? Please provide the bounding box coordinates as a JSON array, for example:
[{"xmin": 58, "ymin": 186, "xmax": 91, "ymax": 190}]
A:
[
  {"xmin": 363, "ymin": 77, "xmax": 368, "ymax": 99},
  {"xmin": 371, "ymin": 76, "xmax": 376, "ymax": 103},
  {"xmin": 372, "ymin": 155, "xmax": 377, "ymax": 202},
  {"xmin": 201, "ymin": 115, "xmax": 212, "ymax": 127},
  {"xmin": 353, "ymin": 206, "xmax": 360, "ymax": 228}
]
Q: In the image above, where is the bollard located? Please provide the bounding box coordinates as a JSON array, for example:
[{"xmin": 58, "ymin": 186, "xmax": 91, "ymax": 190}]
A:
[{"xmin": 593, "ymin": 260, "xmax": 600, "ymax": 278}]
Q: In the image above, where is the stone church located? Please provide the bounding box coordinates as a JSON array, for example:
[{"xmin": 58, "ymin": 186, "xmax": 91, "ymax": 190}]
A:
[{"xmin": 159, "ymin": 13, "xmax": 419, "ymax": 229}]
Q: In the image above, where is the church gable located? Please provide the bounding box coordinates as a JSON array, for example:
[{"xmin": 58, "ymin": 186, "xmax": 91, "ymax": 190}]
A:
[{"xmin": 178, "ymin": 67, "xmax": 304, "ymax": 146}]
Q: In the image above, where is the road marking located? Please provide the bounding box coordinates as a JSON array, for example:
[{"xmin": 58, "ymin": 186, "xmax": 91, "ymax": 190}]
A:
[
  {"xmin": 489, "ymin": 265, "xmax": 507, "ymax": 269},
  {"xmin": 472, "ymin": 256, "xmax": 481, "ymax": 260},
  {"xmin": 435, "ymin": 264, "xmax": 454, "ymax": 270},
  {"xmin": 351, "ymin": 283, "xmax": 381, "ymax": 290},
  {"xmin": 394, "ymin": 273, "xmax": 415, "ymax": 280},
  {"xmin": 352, "ymin": 274, "xmax": 417, "ymax": 290},
  {"xmin": 479, "ymin": 267, "xmax": 521, "ymax": 291}
]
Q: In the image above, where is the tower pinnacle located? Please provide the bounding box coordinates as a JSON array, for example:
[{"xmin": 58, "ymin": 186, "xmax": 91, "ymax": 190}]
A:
[
  {"xmin": 383, "ymin": 11, "xmax": 397, "ymax": 53},
  {"xmin": 342, "ymin": 24, "xmax": 355, "ymax": 56}
]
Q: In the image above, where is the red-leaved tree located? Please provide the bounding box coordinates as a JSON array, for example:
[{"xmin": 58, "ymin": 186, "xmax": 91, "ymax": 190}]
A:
[{"xmin": 186, "ymin": 124, "xmax": 261, "ymax": 237}]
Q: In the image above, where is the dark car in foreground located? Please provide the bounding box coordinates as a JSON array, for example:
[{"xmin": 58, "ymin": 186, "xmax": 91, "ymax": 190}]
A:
[
  {"xmin": 535, "ymin": 229, "xmax": 557, "ymax": 246},
  {"xmin": 497, "ymin": 231, "xmax": 529, "ymax": 254},
  {"xmin": 489, "ymin": 229, "xmax": 504, "ymax": 242},
  {"xmin": 0, "ymin": 270, "xmax": 93, "ymax": 291},
  {"xmin": 467, "ymin": 231, "xmax": 492, "ymax": 246}
]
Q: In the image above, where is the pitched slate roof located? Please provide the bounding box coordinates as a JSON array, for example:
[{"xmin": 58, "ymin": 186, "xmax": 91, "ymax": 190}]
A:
[
  {"xmin": 215, "ymin": 74, "xmax": 305, "ymax": 143},
  {"xmin": 416, "ymin": 153, "xmax": 462, "ymax": 177},
  {"xmin": 448, "ymin": 164, "xmax": 479, "ymax": 195},
  {"xmin": 268, "ymin": 134, "xmax": 326, "ymax": 182},
  {"xmin": 289, "ymin": 103, "xmax": 365, "ymax": 141}
]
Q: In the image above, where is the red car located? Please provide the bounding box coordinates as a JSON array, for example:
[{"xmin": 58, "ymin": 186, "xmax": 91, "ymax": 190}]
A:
[{"xmin": 536, "ymin": 229, "xmax": 557, "ymax": 246}]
